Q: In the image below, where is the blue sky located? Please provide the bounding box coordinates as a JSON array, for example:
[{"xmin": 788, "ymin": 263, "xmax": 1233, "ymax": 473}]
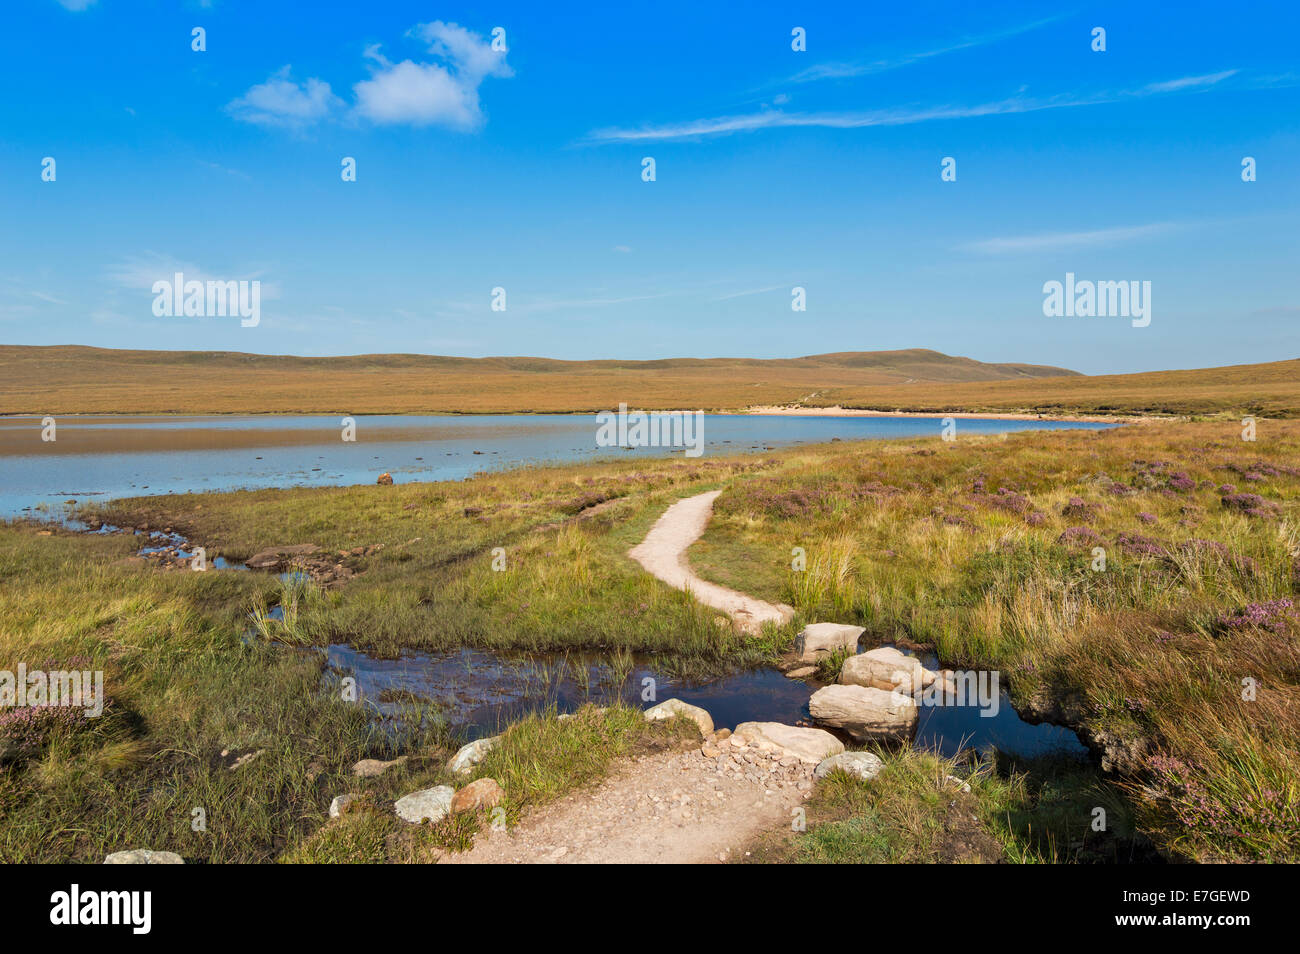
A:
[{"xmin": 1, "ymin": 1, "xmax": 1296, "ymax": 375}]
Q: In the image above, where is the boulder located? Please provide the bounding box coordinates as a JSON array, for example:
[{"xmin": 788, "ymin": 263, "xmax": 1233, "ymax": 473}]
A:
[
  {"xmin": 809, "ymin": 684, "xmax": 917, "ymax": 742},
  {"xmin": 793, "ymin": 623, "xmax": 865, "ymax": 663},
  {"xmin": 814, "ymin": 751, "xmax": 884, "ymax": 782},
  {"xmin": 785, "ymin": 666, "xmax": 818, "ymax": 679},
  {"xmin": 840, "ymin": 646, "xmax": 927, "ymax": 694},
  {"xmin": 643, "ymin": 698, "xmax": 714, "ymax": 736},
  {"xmin": 377, "ymin": 473, "xmax": 394, "ymax": 485},
  {"xmin": 729, "ymin": 722, "xmax": 844, "ymax": 763},
  {"xmin": 451, "ymin": 777, "xmax": 504, "ymax": 814},
  {"xmin": 352, "ymin": 755, "xmax": 407, "ymax": 778},
  {"xmin": 447, "ymin": 736, "xmax": 498, "ymax": 776},
  {"xmin": 329, "ymin": 793, "xmax": 361, "ymax": 818},
  {"xmin": 103, "ymin": 850, "xmax": 184, "ymax": 865},
  {"xmin": 394, "ymin": 785, "xmax": 455, "ymax": 824}
]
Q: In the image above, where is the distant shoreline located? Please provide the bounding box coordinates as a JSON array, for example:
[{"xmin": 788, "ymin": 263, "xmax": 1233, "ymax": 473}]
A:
[{"xmin": 739, "ymin": 405, "xmax": 1148, "ymax": 424}]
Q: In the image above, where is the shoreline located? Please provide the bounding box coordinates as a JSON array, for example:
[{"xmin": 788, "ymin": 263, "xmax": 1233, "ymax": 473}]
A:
[{"xmin": 738, "ymin": 405, "xmax": 1152, "ymax": 424}]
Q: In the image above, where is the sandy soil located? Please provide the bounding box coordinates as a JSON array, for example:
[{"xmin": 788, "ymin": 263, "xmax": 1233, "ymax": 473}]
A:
[
  {"xmin": 443, "ymin": 738, "xmax": 814, "ymax": 864},
  {"xmin": 627, "ymin": 490, "xmax": 794, "ymax": 634}
]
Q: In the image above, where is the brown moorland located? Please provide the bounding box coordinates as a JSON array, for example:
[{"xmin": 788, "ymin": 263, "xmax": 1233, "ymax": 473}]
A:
[{"xmin": 2, "ymin": 345, "xmax": 1295, "ymax": 418}]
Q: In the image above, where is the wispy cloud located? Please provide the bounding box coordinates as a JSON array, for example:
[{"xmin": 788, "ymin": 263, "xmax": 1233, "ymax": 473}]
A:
[
  {"xmin": 226, "ymin": 66, "xmax": 342, "ymax": 129},
  {"xmin": 107, "ymin": 253, "xmax": 281, "ymax": 299},
  {"xmin": 785, "ymin": 15, "xmax": 1065, "ymax": 85},
  {"xmin": 712, "ymin": 285, "xmax": 786, "ymax": 301},
  {"xmin": 959, "ymin": 223, "xmax": 1177, "ymax": 255},
  {"xmin": 1138, "ymin": 69, "xmax": 1238, "ymax": 94},
  {"xmin": 586, "ymin": 70, "xmax": 1241, "ymax": 143}
]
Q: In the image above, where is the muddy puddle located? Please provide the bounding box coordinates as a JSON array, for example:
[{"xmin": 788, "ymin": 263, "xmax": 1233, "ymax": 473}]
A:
[{"xmin": 326, "ymin": 642, "xmax": 1089, "ymax": 761}]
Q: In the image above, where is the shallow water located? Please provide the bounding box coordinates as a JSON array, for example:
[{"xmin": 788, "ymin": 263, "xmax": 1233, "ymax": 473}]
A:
[
  {"xmin": 326, "ymin": 642, "xmax": 1089, "ymax": 761},
  {"xmin": 0, "ymin": 412, "xmax": 1111, "ymax": 518}
]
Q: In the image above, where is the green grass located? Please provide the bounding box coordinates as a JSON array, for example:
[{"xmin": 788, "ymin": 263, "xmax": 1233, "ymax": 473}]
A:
[{"xmin": 748, "ymin": 746, "xmax": 1146, "ymax": 864}]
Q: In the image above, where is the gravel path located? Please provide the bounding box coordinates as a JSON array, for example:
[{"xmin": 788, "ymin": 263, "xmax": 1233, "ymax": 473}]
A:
[
  {"xmin": 627, "ymin": 490, "xmax": 793, "ymax": 634},
  {"xmin": 443, "ymin": 736, "xmax": 814, "ymax": 864}
]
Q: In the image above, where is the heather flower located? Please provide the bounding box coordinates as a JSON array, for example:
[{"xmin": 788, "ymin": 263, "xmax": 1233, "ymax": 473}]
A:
[
  {"xmin": 1219, "ymin": 598, "xmax": 1295, "ymax": 633},
  {"xmin": 1056, "ymin": 526, "xmax": 1102, "ymax": 548},
  {"xmin": 1220, "ymin": 492, "xmax": 1280, "ymax": 518},
  {"xmin": 1136, "ymin": 511, "xmax": 1157, "ymax": 524},
  {"xmin": 1062, "ymin": 496, "xmax": 1097, "ymax": 522},
  {"xmin": 1115, "ymin": 532, "xmax": 1168, "ymax": 558}
]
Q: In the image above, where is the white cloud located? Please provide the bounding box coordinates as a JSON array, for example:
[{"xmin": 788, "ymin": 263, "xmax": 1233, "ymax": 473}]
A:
[
  {"xmin": 785, "ymin": 15, "xmax": 1065, "ymax": 85},
  {"xmin": 587, "ymin": 71, "xmax": 1240, "ymax": 144},
  {"xmin": 353, "ymin": 21, "xmax": 512, "ymax": 128},
  {"xmin": 959, "ymin": 223, "xmax": 1176, "ymax": 255},
  {"xmin": 226, "ymin": 66, "xmax": 342, "ymax": 129}
]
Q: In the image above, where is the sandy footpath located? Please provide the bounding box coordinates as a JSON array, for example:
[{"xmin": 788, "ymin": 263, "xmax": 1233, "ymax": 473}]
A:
[{"xmin": 627, "ymin": 490, "xmax": 793, "ymax": 634}]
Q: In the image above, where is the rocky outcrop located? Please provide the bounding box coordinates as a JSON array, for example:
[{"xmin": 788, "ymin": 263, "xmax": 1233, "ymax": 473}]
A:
[
  {"xmin": 814, "ymin": 751, "xmax": 884, "ymax": 781},
  {"xmin": 793, "ymin": 623, "xmax": 865, "ymax": 663},
  {"xmin": 103, "ymin": 849, "xmax": 184, "ymax": 864},
  {"xmin": 451, "ymin": 778, "xmax": 504, "ymax": 814},
  {"xmin": 447, "ymin": 736, "xmax": 498, "ymax": 776},
  {"xmin": 809, "ymin": 684, "xmax": 917, "ymax": 742},
  {"xmin": 395, "ymin": 785, "xmax": 455, "ymax": 824},
  {"xmin": 729, "ymin": 722, "xmax": 844, "ymax": 763},
  {"xmin": 377, "ymin": 473, "xmax": 394, "ymax": 485},
  {"xmin": 643, "ymin": 698, "xmax": 714, "ymax": 736}
]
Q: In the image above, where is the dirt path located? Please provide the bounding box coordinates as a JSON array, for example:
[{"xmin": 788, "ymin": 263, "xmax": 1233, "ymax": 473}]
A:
[
  {"xmin": 627, "ymin": 490, "xmax": 793, "ymax": 634},
  {"xmin": 443, "ymin": 737, "xmax": 814, "ymax": 864}
]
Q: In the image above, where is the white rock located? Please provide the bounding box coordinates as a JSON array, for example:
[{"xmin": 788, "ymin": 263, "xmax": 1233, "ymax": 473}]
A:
[
  {"xmin": 447, "ymin": 736, "xmax": 498, "ymax": 776},
  {"xmin": 839, "ymin": 646, "xmax": 926, "ymax": 694},
  {"xmin": 814, "ymin": 751, "xmax": 885, "ymax": 782},
  {"xmin": 809, "ymin": 684, "xmax": 918, "ymax": 742},
  {"xmin": 394, "ymin": 785, "xmax": 456, "ymax": 824},
  {"xmin": 793, "ymin": 623, "xmax": 865, "ymax": 663},
  {"xmin": 643, "ymin": 698, "xmax": 714, "ymax": 736},
  {"xmin": 730, "ymin": 722, "xmax": 844, "ymax": 764},
  {"xmin": 329, "ymin": 793, "xmax": 360, "ymax": 818},
  {"xmin": 103, "ymin": 849, "xmax": 184, "ymax": 864}
]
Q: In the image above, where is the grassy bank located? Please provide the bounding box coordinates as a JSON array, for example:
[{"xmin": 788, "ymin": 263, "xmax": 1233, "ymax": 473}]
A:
[
  {"xmin": 745, "ymin": 746, "xmax": 1147, "ymax": 864},
  {"xmin": 0, "ymin": 523, "xmax": 694, "ymax": 862},
  {"xmin": 82, "ymin": 452, "xmax": 792, "ymax": 671}
]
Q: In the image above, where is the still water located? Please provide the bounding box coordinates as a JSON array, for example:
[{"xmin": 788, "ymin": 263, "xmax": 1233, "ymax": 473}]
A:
[{"xmin": 0, "ymin": 412, "xmax": 1111, "ymax": 518}]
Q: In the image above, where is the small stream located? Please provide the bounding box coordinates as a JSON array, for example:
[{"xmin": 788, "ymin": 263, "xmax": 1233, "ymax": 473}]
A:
[
  {"xmin": 53, "ymin": 522, "xmax": 1089, "ymax": 763},
  {"xmin": 326, "ymin": 642, "xmax": 1089, "ymax": 761}
]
